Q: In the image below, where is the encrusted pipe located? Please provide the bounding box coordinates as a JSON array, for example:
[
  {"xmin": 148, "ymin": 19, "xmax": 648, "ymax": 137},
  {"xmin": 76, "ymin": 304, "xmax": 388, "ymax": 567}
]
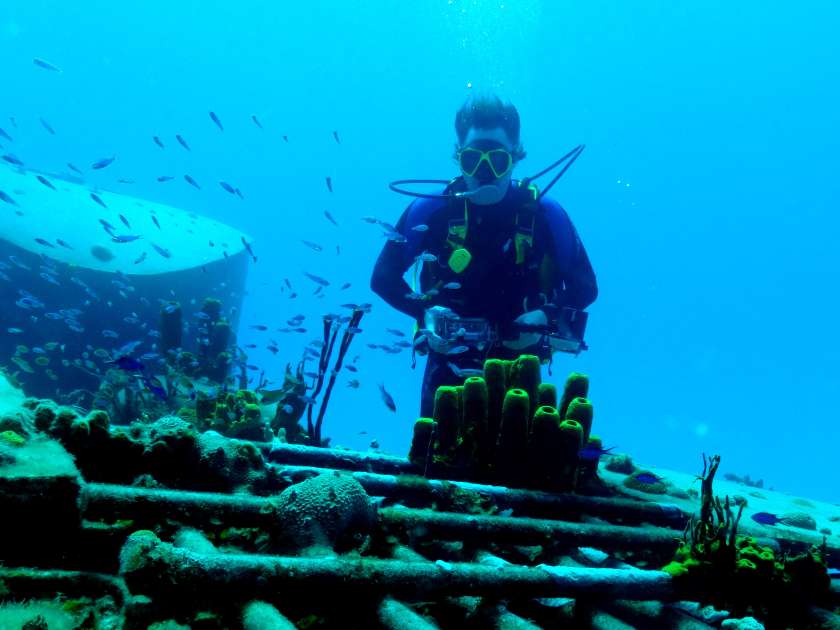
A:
[
  {"xmin": 242, "ymin": 601, "xmax": 297, "ymax": 630},
  {"xmin": 379, "ymin": 507, "xmax": 681, "ymax": 553},
  {"xmin": 119, "ymin": 531, "xmax": 676, "ymax": 602},
  {"xmin": 378, "ymin": 597, "xmax": 440, "ymax": 630},
  {"xmin": 0, "ymin": 567, "xmax": 128, "ymax": 605},
  {"xmin": 85, "ymin": 482, "xmax": 683, "ymax": 555},
  {"xmin": 260, "ymin": 441, "xmax": 417, "ymax": 475}
]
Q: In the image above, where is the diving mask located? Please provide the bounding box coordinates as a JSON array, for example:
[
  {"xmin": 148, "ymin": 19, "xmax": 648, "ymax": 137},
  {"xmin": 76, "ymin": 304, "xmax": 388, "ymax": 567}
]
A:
[{"xmin": 457, "ymin": 147, "xmax": 513, "ymax": 179}]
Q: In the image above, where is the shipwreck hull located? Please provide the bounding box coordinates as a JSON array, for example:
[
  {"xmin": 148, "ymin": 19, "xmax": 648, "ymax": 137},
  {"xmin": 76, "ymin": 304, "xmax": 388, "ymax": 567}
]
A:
[
  {"xmin": 1, "ymin": 417, "xmax": 838, "ymax": 629},
  {"xmin": 0, "ymin": 164, "xmax": 250, "ymax": 398}
]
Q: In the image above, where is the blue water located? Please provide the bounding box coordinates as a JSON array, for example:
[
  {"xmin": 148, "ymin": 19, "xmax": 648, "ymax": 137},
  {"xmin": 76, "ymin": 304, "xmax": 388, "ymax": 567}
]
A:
[{"xmin": 1, "ymin": 1, "xmax": 838, "ymax": 501}]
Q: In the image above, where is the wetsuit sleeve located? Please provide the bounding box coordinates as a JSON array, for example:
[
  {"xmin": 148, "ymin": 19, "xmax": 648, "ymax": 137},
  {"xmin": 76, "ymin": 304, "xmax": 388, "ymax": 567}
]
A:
[
  {"xmin": 542, "ymin": 199, "xmax": 598, "ymax": 310},
  {"xmin": 370, "ymin": 201, "xmax": 430, "ymax": 322}
]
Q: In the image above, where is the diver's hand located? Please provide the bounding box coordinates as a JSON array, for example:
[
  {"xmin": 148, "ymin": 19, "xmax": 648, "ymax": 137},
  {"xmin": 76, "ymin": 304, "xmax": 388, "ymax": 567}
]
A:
[
  {"xmin": 502, "ymin": 309, "xmax": 548, "ymax": 350},
  {"xmin": 421, "ymin": 306, "xmax": 458, "ymax": 355}
]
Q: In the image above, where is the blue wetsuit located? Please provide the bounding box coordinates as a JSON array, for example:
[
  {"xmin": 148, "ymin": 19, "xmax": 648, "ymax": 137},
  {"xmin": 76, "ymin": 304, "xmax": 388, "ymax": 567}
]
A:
[{"xmin": 371, "ymin": 178, "xmax": 597, "ymax": 416}]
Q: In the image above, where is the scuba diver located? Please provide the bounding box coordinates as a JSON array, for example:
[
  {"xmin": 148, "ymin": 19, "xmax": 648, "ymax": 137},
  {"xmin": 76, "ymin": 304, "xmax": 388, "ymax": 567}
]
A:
[{"xmin": 371, "ymin": 93, "xmax": 598, "ymax": 417}]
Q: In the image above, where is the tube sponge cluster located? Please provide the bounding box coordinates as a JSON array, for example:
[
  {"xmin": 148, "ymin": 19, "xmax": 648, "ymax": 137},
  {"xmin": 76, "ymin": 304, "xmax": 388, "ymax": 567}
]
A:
[{"xmin": 409, "ymin": 355, "xmax": 599, "ymax": 491}]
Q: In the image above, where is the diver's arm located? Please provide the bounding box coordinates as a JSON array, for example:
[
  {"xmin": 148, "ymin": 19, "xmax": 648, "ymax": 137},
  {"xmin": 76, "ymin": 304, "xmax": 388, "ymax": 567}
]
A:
[
  {"xmin": 562, "ymin": 225, "xmax": 598, "ymax": 310},
  {"xmin": 370, "ymin": 204, "xmax": 428, "ymax": 322},
  {"xmin": 542, "ymin": 199, "xmax": 598, "ymax": 310}
]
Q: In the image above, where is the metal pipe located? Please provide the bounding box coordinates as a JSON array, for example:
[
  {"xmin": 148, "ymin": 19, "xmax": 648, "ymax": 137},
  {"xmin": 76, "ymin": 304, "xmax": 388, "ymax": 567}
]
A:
[{"xmin": 119, "ymin": 532, "xmax": 676, "ymax": 602}]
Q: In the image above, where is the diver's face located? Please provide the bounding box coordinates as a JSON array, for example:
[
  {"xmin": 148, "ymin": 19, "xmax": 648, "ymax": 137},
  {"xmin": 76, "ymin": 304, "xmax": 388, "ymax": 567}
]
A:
[{"xmin": 458, "ymin": 127, "xmax": 516, "ymax": 205}]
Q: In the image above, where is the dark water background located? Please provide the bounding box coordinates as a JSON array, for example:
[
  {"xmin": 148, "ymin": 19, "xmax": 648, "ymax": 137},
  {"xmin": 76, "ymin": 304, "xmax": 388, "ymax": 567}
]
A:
[{"xmin": 1, "ymin": 1, "xmax": 838, "ymax": 500}]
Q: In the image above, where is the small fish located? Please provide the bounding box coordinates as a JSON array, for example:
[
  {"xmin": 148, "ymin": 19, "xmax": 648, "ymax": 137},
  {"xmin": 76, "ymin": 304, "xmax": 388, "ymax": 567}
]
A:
[
  {"xmin": 361, "ymin": 216, "xmax": 379, "ymax": 224},
  {"xmin": 251, "ymin": 115, "xmax": 263, "ymax": 129},
  {"xmin": 220, "ymin": 181, "xmax": 236, "ymax": 194},
  {"xmin": 1, "ymin": 154, "xmax": 23, "ymax": 166},
  {"xmin": 249, "ymin": 324, "xmax": 268, "ymax": 331},
  {"xmin": 386, "ymin": 328, "xmax": 406, "ymax": 337},
  {"xmin": 340, "ymin": 282, "xmax": 351, "ymax": 290},
  {"xmin": 153, "ymin": 136, "xmax": 165, "ymax": 148},
  {"xmin": 578, "ymin": 445, "xmax": 616, "ymax": 461},
  {"xmin": 0, "ymin": 190, "xmax": 18, "ymax": 206},
  {"xmin": 151, "ymin": 243, "xmax": 171, "ymax": 258},
  {"xmin": 411, "ymin": 224, "xmax": 429, "ymax": 232},
  {"xmin": 91, "ymin": 193, "xmax": 108, "ymax": 209},
  {"xmin": 118, "ymin": 340, "xmax": 143, "ymax": 354},
  {"xmin": 415, "ymin": 251, "xmax": 437, "ymax": 263},
  {"xmin": 112, "ymin": 234, "xmax": 142, "ymax": 243},
  {"xmin": 56, "ymin": 239, "xmax": 73, "ymax": 250},
  {"xmin": 152, "ymin": 216, "xmax": 161, "ymax": 230},
  {"xmin": 11, "ymin": 356, "xmax": 34, "ymax": 373},
  {"xmin": 241, "ymin": 237, "xmax": 257, "ymax": 262},
  {"xmin": 326, "ymin": 176, "xmax": 333, "ymax": 193},
  {"xmin": 304, "ymin": 272, "xmax": 329, "ymax": 286},
  {"xmin": 143, "ymin": 375, "xmax": 167, "ymax": 400},
  {"xmin": 378, "ymin": 383, "xmax": 397, "ymax": 413},
  {"xmin": 99, "ymin": 219, "xmax": 117, "ymax": 236},
  {"xmin": 443, "ymin": 282, "xmax": 462, "ymax": 290},
  {"xmin": 133, "ymin": 252, "xmax": 147, "ymax": 265},
  {"xmin": 301, "ymin": 240, "xmax": 323, "ymax": 252},
  {"xmin": 299, "ymin": 395, "xmax": 317, "ymax": 405},
  {"xmin": 447, "ymin": 345, "xmax": 470, "ymax": 355},
  {"xmin": 7, "ymin": 327, "xmax": 23, "ymax": 334},
  {"xmin": 102, "ymin": 329, "xmax": 120, "ymax": 339},
  {"xmin": 91, "ymin": 156, "xmax": 115, "ymax": 170},
  {"xmin": 235, "ymin": 188, "xmax": 244, "ymax": 199},
  {"xmin": 184, "ymin": 174, "xmax": 201, "ymax": 189},
  {"xmin": 266, "ymin": 344, "xmax": 279, "ymax": 355},
  {"xmin": 750, "ymin": 512, "xmax": 792, "ymax": 527},
  {"xmin": 347, "ymin": 379, "xmax": 360, "ymax": 389},
  {"xmin": 67, "ymin": 163, "xmax": 83, "ymax": 175},
  {"xmin": 346, "ymin": 327, "xmax": 363, "ymax": 334},
  {"xmin": 118, "ymin": 178, "xmax": 135, "ymax": 184},
  {"xmin": 36, "ymin": 175, "xmax": 56, "ymax": 190},
  {"xmin": 176, "ymin": 134, "xmax": 190, "ymax": 150},
  {"xmin": 282, "ymin": 135, "xmax": 288, "ymax": 142},
  {"xmin": 281, "ymin": 404, "xmax": 294, "ymax": 414},
  {"xmin": 333, "ymin": 130, "xmax": 341, "ymax": 144},
  {"xmin": 324, "ymin": 210, "xmax": 338, "ymax": 226},
  {"xmin": 633, "ymin": 472, "xmax": 665, "ymax": 485},
  {"xmin": 157, "ymin": 176, "xmax": 174, "ymax": 182},
  {"xmin": 209, "ymin": 111, "xmax": 224, "ymax": 131},
  {"xmin": 345, "ymin": 364, "xmax": 358, "ymax": 373},
  {"xmin": 502, "ymin": 238, "xmax": 513, "ymax": 254},
  {"xmin": 384, "ymin": 231, "xmax": 407, "ymax": 243},
  {"xmin": 33, "ymin": 57, "xmax": 62, "ymax": 72},
  {"xmin": 34, "ymin": 238, "xmax": 55, "ymax": 248},
  {"xmin": 369, "ymin": 440, "xmax": 380, "ymax": 449},
  {"xmin": 39, "ymin": 117, "xmax": 56, "ymax": 135},
  {"xmin": 447, "ymin": 362, "xmax": 484, "ymax": 378},
  {"xmin": 119, "ymin": 214, "xmax": 131, "ymax": 228}
]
